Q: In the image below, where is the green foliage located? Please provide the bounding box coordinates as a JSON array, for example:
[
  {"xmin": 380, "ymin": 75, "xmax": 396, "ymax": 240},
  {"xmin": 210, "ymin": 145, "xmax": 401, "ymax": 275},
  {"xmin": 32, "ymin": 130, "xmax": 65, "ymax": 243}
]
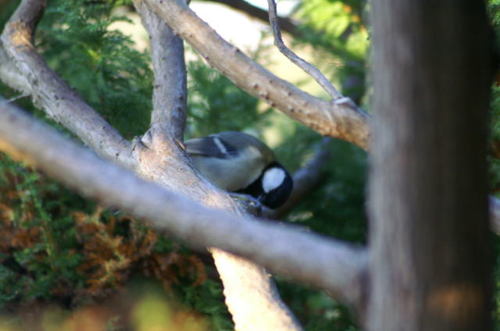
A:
[
  {"xmin": 489, "ymin": 0, "xmax": 500, "ymax": 47},
  {"xmin": 186, "ymin": 54, "xmax": 269, "ymax": 138},
  {"xmin": 0, "ymin": 153, "xmax": 231, "ymax": 329},
  {"xmin": 297, "ymin": 0, "xmax": 368, "ymax": 58},
  {"xmin": 294, "ymin": 0, "xmax": 369, "ymax": 102},
  {"xmin": 36, "ymin": 0, "xmax": 153, "ymax": 139},
  {"xmin": 288, "ymin": 140, "xmax": 367, "ymax": 241},
  {"xmin": 176, "ymin": 279, "xmax": 234, "ymax": 331},
  {"xmin": 0, "ymin": 0, "xmax": 18, "ymax": 29},
  {"xmin": 0, "ymin": 155, "xmax": 86, "ymax": 307},
  {"xmin": 277, "ymin": 282, "xmax": 358, "ymax": 331}
]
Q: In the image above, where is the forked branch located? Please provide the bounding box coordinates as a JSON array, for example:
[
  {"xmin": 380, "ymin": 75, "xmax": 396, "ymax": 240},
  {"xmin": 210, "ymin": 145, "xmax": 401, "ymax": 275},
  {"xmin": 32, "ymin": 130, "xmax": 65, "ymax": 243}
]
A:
[{"xmin": 144, "ymin": 0, "xmax": 370, "ymax": 150}]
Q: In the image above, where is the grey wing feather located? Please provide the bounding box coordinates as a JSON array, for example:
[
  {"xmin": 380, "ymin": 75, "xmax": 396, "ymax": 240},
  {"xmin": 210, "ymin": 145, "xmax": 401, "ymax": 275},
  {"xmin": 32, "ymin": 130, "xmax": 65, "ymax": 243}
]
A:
[{"xmin": 185, "ymin": 136, "xmax": 237, "ymax": 158}]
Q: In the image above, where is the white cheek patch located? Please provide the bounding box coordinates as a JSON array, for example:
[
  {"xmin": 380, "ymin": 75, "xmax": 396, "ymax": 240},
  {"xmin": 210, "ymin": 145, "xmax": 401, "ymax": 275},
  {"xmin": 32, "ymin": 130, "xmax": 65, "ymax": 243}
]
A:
[{"xmin": 262, "ymin": 167, "xmax": 286, "ymax": 193}]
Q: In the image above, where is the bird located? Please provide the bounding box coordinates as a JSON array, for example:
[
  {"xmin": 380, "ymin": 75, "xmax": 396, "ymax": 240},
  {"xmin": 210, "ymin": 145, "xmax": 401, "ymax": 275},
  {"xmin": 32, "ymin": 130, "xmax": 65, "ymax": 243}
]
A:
[{"xmin": 184, "ymin": 131, "xmax": 293, "ymax": 209}]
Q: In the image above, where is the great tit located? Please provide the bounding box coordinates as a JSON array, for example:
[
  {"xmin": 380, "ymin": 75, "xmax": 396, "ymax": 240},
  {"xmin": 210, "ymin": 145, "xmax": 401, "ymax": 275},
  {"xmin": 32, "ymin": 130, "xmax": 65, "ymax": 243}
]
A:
[{"xmin": 185, "ymin": 131, "xmax": 293, "ymax": 209}]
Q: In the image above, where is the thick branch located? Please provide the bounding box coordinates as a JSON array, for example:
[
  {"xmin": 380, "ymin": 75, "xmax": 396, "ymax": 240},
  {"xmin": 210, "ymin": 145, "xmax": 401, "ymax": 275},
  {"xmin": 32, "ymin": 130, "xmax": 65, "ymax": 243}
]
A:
[
  {"xmin": 0, "ymin": 0, "xmax": 135, "ymax": 168},
  {"xmin": 267, "ymin": 0, "xmax": 341, "ymax": 99},
  {"xmin": 145, "ymin": 0, "xmax": 370, "ymax": 150},
  {"xmin": 0, "ymin": 46, "xmax": 29, "ymax": 92},
  {"xmin": 0, "ymin": 98, "xmax": 368, "ymax": 309},
  {"xmin": 368, "ymin": 1, "xmax": 493, "ymax": 328},
  {"xmin": 134, "ymin": 0, "xmax": 187, "ymax": 140}
]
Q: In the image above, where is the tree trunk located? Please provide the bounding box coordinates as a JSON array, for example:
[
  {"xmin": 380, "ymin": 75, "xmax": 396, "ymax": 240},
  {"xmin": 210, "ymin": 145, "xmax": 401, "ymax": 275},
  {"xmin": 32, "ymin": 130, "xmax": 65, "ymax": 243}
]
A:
[{"xmin": 368, "ymin": 1, "xmax": 493, "ymax": 330}]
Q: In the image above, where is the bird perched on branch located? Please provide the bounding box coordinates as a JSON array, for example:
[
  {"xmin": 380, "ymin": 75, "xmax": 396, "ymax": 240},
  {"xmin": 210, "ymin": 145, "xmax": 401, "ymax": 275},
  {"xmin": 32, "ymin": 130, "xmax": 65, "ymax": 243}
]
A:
[{"xmin": 185, "ymin": 131, "xmax": 293, "ymax": 209}]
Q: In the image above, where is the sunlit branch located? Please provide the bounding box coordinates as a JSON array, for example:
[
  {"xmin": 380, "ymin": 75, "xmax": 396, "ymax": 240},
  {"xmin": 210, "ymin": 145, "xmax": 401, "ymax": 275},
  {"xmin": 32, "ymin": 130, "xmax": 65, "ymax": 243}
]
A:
[
  {"xmin": 266, "ymin": 0, "xmax": 341, "ymax": 99},
  {"xmin": 133, "ymin": 0, "xmax": 187, "ymax": 140}
]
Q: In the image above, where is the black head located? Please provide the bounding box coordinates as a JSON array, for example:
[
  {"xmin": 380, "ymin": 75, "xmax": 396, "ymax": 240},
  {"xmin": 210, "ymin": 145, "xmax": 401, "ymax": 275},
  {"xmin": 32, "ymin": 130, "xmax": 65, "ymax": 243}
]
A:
[{"xmin": 238, "ymin": 162, "xmax": 293, "ymax": 209}]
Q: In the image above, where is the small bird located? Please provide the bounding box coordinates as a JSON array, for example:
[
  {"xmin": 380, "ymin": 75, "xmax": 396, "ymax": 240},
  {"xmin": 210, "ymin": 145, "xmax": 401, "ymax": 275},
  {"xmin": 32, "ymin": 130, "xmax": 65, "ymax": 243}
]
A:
[{"xmin": 185, "ymin": 131, "xmax": 293, "ymax": 209}]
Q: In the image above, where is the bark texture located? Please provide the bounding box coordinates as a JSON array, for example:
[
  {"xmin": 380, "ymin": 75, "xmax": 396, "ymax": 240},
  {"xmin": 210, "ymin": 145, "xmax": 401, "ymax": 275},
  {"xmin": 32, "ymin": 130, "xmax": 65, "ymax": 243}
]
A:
[
  {"xmin": 133, "ymin": 0, "xmax": 187, "ymax": 140},
  {"xmin": 368, "ymin": 1, "xmax": 493, "ymax": 330}
]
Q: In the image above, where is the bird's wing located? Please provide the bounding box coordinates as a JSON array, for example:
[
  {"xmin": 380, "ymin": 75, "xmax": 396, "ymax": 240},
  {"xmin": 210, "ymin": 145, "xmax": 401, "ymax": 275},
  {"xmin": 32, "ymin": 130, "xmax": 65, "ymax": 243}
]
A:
[{"xmin": 185, "ymin": 135, "xmax": 238, "ymax": 158}]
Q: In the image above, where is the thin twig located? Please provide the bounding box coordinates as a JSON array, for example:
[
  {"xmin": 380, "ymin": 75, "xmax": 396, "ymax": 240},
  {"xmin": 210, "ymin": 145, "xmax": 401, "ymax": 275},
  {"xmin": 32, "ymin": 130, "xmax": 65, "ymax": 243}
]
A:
[
  {"xmin": 266, "ymin": 0, "xmax": 341, "ymax": 99},
  {"xmin": 4, "ymin": 93, "xmax": 29, "ymax": 104}
]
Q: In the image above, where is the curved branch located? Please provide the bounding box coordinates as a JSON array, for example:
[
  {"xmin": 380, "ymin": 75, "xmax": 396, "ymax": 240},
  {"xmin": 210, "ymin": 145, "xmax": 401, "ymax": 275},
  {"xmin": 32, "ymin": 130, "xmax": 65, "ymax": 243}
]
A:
[
  {"xmin": 0, "ymin": 98, "xmax": 368, "ymax": 310},
  {"xmin": 133, "ymin": 0, "xmax": 187, "ymax": 140},
  {"xmin": 145, "ymin": 0, "xmax": 370, "ymax": 150},
  {"xmin": 0, "ymin": 0, "xmax": 135, "ymax": 168},
  {"xmin": 267, "ymin": 0, "xmax": 341, "ymax": 99}
]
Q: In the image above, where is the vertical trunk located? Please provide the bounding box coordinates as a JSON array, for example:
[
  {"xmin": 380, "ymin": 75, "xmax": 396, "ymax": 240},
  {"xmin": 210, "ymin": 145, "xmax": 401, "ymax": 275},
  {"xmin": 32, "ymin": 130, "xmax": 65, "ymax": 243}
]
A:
[{"xmin": 368, "ymin": 1, "xmax": 493, "ymax": 331}]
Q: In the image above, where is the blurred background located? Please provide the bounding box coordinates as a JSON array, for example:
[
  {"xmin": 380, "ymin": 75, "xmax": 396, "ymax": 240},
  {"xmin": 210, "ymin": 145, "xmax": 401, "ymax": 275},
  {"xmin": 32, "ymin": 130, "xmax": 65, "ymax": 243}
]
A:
[{"xmin": 0, "ymin": 0, "xmax": 498, "ymax": 330}]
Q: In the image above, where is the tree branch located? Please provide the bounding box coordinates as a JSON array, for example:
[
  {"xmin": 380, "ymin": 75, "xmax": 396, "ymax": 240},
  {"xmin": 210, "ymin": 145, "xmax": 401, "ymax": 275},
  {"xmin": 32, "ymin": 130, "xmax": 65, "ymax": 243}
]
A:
[
  {"xmin": 203, "ymin": 0, "xmax": 299, "ymax": 36},
  {"xmin": 133, "ymin": 0, "xmax": 187, "ymax": 141},
  {"xmin": 0, "ymin": 46, "xmax": 29, "ymax": 92},
  {"xmin": 266, "ymin": 0, "xmax": 341, "ymax": 99},
  {"xmin": 0, "ymin": 0, "xmax": 135, "ymax": 168},
  {"xmin": 0, "ymin": 98, "xmax": 368, "ymax": 311},
  {"xmin": 145, "ymin": 0, "xmax": 370, "ymax": 150}
]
